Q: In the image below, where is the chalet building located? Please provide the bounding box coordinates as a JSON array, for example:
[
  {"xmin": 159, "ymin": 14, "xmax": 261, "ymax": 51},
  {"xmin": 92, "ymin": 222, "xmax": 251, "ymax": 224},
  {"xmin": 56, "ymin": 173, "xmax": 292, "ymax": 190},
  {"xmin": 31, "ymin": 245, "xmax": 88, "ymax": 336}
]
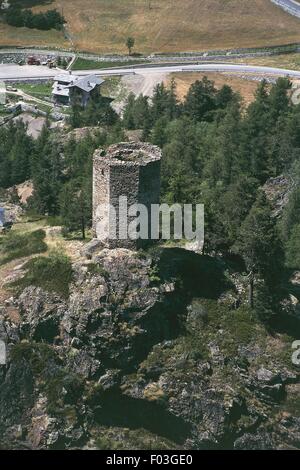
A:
[{"xmin": 52, "ymin": 73, "xmax": 104, "ymax": 107}]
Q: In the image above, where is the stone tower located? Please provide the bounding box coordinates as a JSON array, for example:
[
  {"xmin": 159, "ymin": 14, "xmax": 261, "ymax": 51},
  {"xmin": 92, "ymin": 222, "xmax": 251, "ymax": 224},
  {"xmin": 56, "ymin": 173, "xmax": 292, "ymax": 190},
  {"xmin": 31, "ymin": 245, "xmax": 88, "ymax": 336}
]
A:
[{"xmin": 93, "ymin": 142, "xmax": 161, "ymax": 250}]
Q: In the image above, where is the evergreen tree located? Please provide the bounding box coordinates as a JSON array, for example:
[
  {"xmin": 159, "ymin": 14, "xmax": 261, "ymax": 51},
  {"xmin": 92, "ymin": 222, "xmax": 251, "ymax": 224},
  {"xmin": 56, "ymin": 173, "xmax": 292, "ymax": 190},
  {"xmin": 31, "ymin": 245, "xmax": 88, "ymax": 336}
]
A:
[
  {"xmin": 151, "ymin": 83, "xmax": 171, "ymax": 122},
  {"xmin": 69, "ymin": 105, "xmax": 82, "ymax": 129},
  {"xmin": 9, "ymin": 124, "xmax": 34, "ymax": 184},
  {"xmin": 123, "ymin": 93, "xmax": 137, "ymax": 130},
  {"xmin": 234, "ymin": 192, "xmax": 284, "ymax": 311},
  {"xmin": 216, "ymin": 84, "xmax": 239, "ymax": 110},
  {"xmin": 218, "ymin": 176, "xmax": 258, "ymax": 247},
  {"xmin": 60, "ymin": 178, "xmax": 91, "ymax": 239},
  {"xmin": 133, "ymin": 94, "xmax": 151, "ymax": 131},
  {"xmin": 268, "ymin": 77, "xmax": 291, "ymax": 125},
  {"xmin": 240, "ymin": 80, "xmax": 271, "ymax": 182},
  {"xmin": 126, "ymin": 37, "xmax": 135, "ymax": 55},
  {"xmin": 166, "ymin": 78, "xmax": 180, "ymax": 120},
  {"xmin": 203, "ymin": 102, "xmax": 241, "ymax": 186},
  {"xmin": 0, "ymin": 121, "xmax": 34, "ymax": 188},
  {"xmin": 31, "ymin": 142, "xmax": 64, "ymax": 215},
  {"xmin": 285, "ymin": 224, "xmax": 300, "ymax": 269},
  {"xmin": 184, "ymin": 77, "xmax": 217, "ymax": 121},
  {"xmin": 281, "ymin": 186, "xmax": 300, "ymax": 242},
  {"xmin": 151, "ymin": 117, "xmax": 168, "ymax": 148}
]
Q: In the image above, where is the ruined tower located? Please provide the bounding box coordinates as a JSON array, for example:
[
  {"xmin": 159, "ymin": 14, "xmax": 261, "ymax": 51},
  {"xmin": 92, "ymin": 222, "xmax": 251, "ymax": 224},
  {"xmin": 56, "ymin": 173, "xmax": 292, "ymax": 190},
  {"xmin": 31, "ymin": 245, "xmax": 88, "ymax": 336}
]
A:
[{"xmin": 93, "ymin": 142, "xmax": 162, "ymax": 250}]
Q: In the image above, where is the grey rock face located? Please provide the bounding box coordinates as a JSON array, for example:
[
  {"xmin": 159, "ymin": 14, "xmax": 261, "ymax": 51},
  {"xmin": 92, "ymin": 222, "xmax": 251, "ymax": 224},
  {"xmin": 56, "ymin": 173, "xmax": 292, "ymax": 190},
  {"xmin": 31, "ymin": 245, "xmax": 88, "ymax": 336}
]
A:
[
  {"xmin": 18, "ymin": 287, "xmax": 65, "ymax": 342},
  {"xmin": 0, "ymin": 358, "xmax": 35, "ymax": 444},
  {"xmin": 62, "ymin": 249, "xmax": 177, "ymax": 378},
  {"xmin": 0, "ymin": 247, "xmax": 299, "ymax": 450},
  {"xmin": 80, "ymin": 239, "xmax": 103, "ymax": 259},
  {"xmin": 262, "ymin": 175, "xmax": 294, "ymax": 217},
  {"xmin": 257, "ymin": 367, "xmax": 281, "ymax": 384},
  {"xmin": 234, "ymin": 432, "xmax": 275, "ymax": 450}
]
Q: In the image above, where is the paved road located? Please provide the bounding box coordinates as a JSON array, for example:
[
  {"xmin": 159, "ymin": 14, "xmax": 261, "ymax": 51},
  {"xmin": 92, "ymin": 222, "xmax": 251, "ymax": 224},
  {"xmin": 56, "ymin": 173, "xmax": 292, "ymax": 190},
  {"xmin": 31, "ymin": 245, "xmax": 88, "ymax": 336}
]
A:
[
  {"xmin": 271, "ymin": 0, "xmax": 300, "ymax": 18},
  {"xmin": 1, "ymin": 63, "xmax": 300, "ymax": 82}
]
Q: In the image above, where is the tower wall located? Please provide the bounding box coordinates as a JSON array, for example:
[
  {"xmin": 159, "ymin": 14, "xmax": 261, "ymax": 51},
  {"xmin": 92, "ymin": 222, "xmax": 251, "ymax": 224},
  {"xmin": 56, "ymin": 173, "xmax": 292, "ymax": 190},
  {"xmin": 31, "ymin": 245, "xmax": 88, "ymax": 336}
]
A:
[
  {"xmin": 93, "ymin": 142, "xmax": 161, "ymax": 250},
  {"xmin": 92, "ymin": 156, "xmax": 110, "ymax": 241}
]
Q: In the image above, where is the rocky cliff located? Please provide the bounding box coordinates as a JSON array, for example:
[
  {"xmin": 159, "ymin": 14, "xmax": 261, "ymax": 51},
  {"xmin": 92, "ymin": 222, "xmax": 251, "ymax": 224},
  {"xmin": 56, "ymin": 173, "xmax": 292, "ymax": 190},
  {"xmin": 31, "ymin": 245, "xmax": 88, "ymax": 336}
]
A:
[{"xmin": 0, "ymin": 246, "xmax": 299, "ymax": 450}]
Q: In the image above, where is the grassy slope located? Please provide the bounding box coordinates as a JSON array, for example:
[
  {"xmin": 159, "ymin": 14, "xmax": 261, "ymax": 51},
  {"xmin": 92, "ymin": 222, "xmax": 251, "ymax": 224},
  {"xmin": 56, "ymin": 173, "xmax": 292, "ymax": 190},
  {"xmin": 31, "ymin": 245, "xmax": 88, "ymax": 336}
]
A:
[
  {"xmin": 0, "ymin": 0, "xmax": 300, "ymax": 54},
  {"xmin": 71, "ymin": 57, "xmax": 148, "ymax": 70},
  {"xmin": 232, "ymin": 52, "xmax": 300, "ymax": 70},
  {"xmin": 0, "ymin": 20, "xmax": 68, "ymax": 49}
]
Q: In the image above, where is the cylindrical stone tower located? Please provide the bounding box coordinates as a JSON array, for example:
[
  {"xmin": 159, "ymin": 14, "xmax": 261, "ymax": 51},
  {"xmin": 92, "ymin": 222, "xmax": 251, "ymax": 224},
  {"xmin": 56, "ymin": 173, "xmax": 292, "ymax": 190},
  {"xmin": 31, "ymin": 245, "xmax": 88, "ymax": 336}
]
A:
[{"xmin": 93, "ymin": 142, "xmax": 161, "ymax": 250}]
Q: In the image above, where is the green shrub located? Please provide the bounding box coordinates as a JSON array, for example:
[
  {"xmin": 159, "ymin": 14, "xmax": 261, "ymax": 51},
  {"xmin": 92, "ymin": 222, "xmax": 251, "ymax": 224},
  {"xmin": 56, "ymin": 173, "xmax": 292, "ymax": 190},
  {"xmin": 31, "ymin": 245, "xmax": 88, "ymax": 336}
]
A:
[
  {"xmin": 286, "ymin": 224, "xmax": 300, "ymax": 269},
  {"xmin": 282, "ymin": 389, "xmax": 300, "ymax": 417},
  {"xmin": 11, "ymin": 342, "xmax": 57, "ymax": 375},
  {"xmin": 87, "ymin": 263, "xmax": 108, "ymax": 277},
  {"xmin": 0, "ymin": 229, "xmax": 47, "ymax": 265},
  {"xmin": 11, "ymin": 251, "xmax": 73, "ymax": 298},
  {"xmin": 226, "ymin": 307, "xmax": 257, "ymax": 345},
  {"xmin": 11, "ymin": 341, "xmax": 84, "ymax": 415},
  {"xmin": 46, "ymin": 215, "xmax": 63, "ymax": 227},
  {"xmin": 186, "ymin": 299, "xmax": 258, "ymax": 357}
]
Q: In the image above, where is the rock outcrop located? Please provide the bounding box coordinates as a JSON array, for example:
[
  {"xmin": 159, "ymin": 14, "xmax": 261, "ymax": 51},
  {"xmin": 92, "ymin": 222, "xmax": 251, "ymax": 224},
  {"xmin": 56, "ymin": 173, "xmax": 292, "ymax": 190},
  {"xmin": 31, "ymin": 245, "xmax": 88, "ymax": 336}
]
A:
[
  {"xmin": 262, "ymin": 175, "xmax": 294, "ymax": 217},
  {"xmin": 0, "ymin": 247, "xmax": 299, "ymax": 450}
]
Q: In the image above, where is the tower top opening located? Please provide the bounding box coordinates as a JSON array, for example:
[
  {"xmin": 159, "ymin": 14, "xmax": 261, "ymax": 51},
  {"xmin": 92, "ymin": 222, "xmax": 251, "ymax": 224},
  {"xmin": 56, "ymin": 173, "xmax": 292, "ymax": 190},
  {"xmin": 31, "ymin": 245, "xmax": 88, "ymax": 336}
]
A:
[{"xmin": 94, "ymin": 142, "xmax": 161, "ymax": 166}]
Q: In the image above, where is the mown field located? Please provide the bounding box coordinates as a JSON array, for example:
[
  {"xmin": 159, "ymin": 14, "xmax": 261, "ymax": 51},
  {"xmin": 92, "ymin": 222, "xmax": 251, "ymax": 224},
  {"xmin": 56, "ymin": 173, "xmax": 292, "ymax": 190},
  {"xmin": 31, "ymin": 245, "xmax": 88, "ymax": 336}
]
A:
[{"xmin": 0, "ymin": 0, "xmax": 300, "ymax": 54}]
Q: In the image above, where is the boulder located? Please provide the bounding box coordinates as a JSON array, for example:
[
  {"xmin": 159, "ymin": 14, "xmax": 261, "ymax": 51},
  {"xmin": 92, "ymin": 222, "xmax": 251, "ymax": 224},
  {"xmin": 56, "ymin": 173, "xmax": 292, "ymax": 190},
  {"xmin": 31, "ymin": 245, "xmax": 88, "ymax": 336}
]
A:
[
  {"xmin": 257, "ymin": 367, "xmax": 281, "ymax": 385},
  {"xmin": 80, "ymin": 239, "xmax": 103, "ymax": 259}
]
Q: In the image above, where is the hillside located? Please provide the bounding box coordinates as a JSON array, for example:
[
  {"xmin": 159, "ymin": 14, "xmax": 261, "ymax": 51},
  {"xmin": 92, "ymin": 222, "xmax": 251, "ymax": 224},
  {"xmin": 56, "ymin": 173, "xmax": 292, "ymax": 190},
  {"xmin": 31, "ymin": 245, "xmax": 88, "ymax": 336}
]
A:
[
  {"xmin": 1, "ymin": 55, "xmax": 300, "ymax": 450},
  {"xmin": 1, "ymin": 0, "xmax": 300, "ymax": 53}
]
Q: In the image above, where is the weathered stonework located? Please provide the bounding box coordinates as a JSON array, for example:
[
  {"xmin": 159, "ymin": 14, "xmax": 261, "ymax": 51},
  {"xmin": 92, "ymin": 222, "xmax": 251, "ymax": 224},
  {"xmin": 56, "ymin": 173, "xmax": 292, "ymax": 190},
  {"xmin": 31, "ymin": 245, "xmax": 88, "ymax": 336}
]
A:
[{"xmin": 93, "ymin": 142, "xmax": 161, "ymax": 250}]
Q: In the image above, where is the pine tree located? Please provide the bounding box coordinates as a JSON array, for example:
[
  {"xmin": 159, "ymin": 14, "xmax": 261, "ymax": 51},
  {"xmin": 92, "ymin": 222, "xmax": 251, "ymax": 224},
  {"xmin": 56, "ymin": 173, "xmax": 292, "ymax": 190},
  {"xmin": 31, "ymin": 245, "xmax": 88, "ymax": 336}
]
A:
[
  {"xmin": 151, "ymin": 83, "xmax": 170, "ymax": 121},
  {"xmin": 281, "ymin": 187, "xmax": 300, "ymax": 242},
  {"xmin": 60, "ymin": 178, "xmax": 91, "ymax": 239},
  {"xmin": 216, "ymin": 84, "xmax": 239, "ymax": 110},
  {"xmin": 126, "ymin": 37, "xmax": 135, "ymax": 55},
  {"xmin": 268, "ymin": 77, "xmax": 291, "ymax": 125},
  {"xmin": 285, "ymin": 224, "xmax": 300, "ymax": 269},
  {"xmin": 123, "ymin": 93, "xmax": 137, "ymax": 129},
  {"xmin": 166, "ymin": 78, "xmax": 180, "ymax": 120},
  {"xmin": 69, "ymin": 105, "xmax": 82, "ymax": 129},
  {"xmin": 240, "ymin": 80, "xmax": 271, "ymax": 182},
  {"xmin": 31, "ymin": 142, "xmax": 64, "ymax": 215},
  {"xmin": 204, "ymin": 102, "xmax": 241, "ymax": 186},
  {"xmin": 184, "ymin": 77, "xmax": 217, "ymax": 121},
  {"xmin": 234, "ymin": 192, "xmax": 284, "ymax": 311},
  {"xmin": 218, "ymin": 176, "xmax": 258, "ymax": 247}
]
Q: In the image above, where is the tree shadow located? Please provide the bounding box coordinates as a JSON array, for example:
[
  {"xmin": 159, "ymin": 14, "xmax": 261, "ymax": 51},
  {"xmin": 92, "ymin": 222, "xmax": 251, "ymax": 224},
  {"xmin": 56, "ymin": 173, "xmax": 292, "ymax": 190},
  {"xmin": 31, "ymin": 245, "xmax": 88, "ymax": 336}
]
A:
[
  {"xmin": 155, "ymin": 247, "xmax": 233, "ymax": 300},
  {"xmin": 95, "ymin": 391, "xmax": 192, "ymax": 445},
  {"xmin": 270, "ymin": 268, "xmax": 300, "ymax": 338},
  {"xmin": 269, "ymin": 315, "xmax": 300, "ymax": 338}
]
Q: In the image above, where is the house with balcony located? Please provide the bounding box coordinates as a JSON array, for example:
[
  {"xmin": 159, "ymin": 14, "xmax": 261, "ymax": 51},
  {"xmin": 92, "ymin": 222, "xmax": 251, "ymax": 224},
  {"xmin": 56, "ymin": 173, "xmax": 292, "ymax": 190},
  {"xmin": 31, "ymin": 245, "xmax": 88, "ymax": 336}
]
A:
[{"xmin": 52, "ymin": 73, "xmax": 105, "ymax": 107}]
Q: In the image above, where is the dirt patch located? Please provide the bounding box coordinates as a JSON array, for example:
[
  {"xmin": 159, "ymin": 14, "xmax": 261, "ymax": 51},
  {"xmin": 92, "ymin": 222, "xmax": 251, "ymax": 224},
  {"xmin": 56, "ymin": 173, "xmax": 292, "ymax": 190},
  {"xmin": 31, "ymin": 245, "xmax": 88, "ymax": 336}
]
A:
[
  {"xmin": 0, "ymin": 257, "xmax": 31, "ymax": 323},
  {"xmin": 13, "ymin": 114, "xmax": 46, "ymax": 140},
  {"xmin": 44, "ymin": 226, "xmax": 84, "ymax": 261},
  {"xmin": 168, "ymin": 72, "xmax": 259, "ymax": 105},
  {"xmin": 123, "ymin": 71, "xmax": 167, "ymax": 96},
  {"xmin": 114, "ymin": 71, "xmax": 168, "ymax": 113},
  {"xmin": 0, "ymin": 221, "xmax": 84, "ymax": 314},
  {"xmin": 15, "ymin": 180, "xmax": 34, "ymax": 205}
]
